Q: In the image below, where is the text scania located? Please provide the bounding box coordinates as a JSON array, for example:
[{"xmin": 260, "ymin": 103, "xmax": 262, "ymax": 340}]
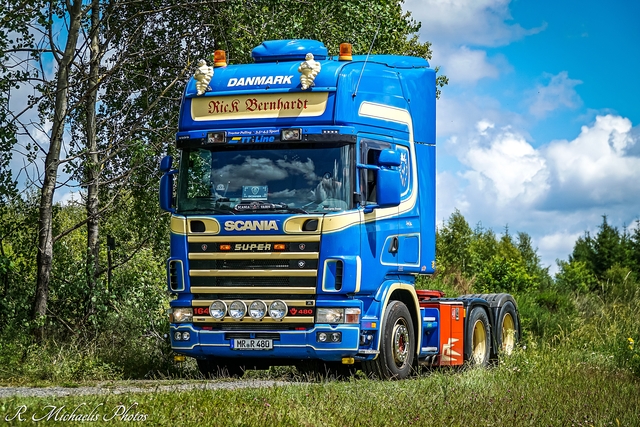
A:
[
  {"xmin": 224, "ymin": 220, "xmax": 279, "ymax": 231},
  {"xmin": 227, "ymin": 75, "xmax": 293, "ymax": 87}
]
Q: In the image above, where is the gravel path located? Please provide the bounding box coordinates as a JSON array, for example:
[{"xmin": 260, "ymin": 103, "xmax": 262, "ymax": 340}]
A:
[{"xmin": 0, "ymin": 380, "xmax": 297, "ymax": 399}]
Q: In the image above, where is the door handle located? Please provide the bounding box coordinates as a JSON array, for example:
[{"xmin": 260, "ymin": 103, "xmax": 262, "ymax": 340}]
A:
[{"xmin": 389, "ymin": 236, "xmax": 399, "ymax": 254}]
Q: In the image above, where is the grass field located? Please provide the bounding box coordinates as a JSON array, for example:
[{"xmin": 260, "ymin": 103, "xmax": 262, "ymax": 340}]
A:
[{"xmin": 2, "ymin": 345, "xmax": 639, "ymax": 426}]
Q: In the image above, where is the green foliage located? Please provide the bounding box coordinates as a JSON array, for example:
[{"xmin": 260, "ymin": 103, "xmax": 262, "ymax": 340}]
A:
[
  {"xmin": 555, "ymin": 260, "xmax": 598, "ymax": 294},
  {"xmin": 475, "ymin": 255, "xmax": 536, "ymax": 294},
  {"xmin": 431, "ymin": 210, "xmax": 549, "ymax": 296},
  {"xmin": 0, "ymin": 192, "xmax": 173, "ymax": 380},
  {"xmin": 558, "ymin": 215, "xmax": 640, "ymax": 300}
]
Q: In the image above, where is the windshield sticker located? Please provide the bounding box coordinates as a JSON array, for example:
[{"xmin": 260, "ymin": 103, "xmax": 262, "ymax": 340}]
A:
[{"xmin": 242, "ymin": 185, "xmax": 268, "ymax": 200}]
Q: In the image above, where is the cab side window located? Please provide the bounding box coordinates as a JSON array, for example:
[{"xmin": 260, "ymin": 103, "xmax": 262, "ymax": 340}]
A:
[
  {"xmin": 364, "ymin": 149, "xmax": 379, "ymax": 203},
  {"xmin": 360, "ymin": 139, "xmax": 390, "ymax": 205}
]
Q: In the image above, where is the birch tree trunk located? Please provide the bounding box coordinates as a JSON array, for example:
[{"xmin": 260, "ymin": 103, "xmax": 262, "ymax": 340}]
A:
[
  {"xmin": 85, "ymin": 0, "xmax": 101, "ymax": 317},
  {"xmin": 33, "ymin": 0, "xmax": 85, "ymax": 340}
]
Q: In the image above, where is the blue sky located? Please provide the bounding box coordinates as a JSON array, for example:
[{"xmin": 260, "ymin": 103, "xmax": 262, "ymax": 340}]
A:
[{"xmin": 404, "ymin": 0, "xmax": 640, "ymax": 272}]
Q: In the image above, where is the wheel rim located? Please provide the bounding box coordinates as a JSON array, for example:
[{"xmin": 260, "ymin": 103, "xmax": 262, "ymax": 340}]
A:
[
  {"xmin": 392, "ymin": 319, "xmax": 410, "ymax": 367},
  {"xmin": 501, "ymin": 313, "xmax": 516, "ymax": 355},
  {"xmin": 471, "ymin": 319, "xmax": 487, "ymax": 364}
]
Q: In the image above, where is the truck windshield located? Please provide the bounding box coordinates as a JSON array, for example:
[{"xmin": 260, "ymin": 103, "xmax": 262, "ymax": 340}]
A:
[{"xmin": 177, "ymin": 142, "xmax": 354, "ymax": 214}]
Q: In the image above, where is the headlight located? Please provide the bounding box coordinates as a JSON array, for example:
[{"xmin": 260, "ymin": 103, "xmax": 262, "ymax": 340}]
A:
[
  {"xmin": 316, "ymin": 308, "xmax": 344, "ymax": 324},
  {"xmin": 249, "ymin": 300, "xmax": 267, "ymax": 320},
  {"xmin": 171, "ymin": 308, "xmax": 193, "ymax": 323},
  {"xmin": 209, "ymin": 300, "xmax": 227, "ymax": 320},
  {"xmin": 229, "ymin": 300, "xmax": 247, "ymax": 320},
  {"xmin": 269, "ymin": 300, "xmax": 288, "ymax": 321}
]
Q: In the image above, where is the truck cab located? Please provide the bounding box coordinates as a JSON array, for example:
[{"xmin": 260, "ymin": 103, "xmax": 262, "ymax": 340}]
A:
[{"xmin": 160, "ymin": 39, "xmax": 518, "ymax": 379}]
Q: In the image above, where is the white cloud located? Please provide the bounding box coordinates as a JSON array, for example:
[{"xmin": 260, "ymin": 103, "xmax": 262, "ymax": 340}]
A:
[
  {"xmin": 476, "ymin": 120, "xmax": 495, "ymax": 135},
  {"xmin": 447, "ymin": 114, "xmax": 640, "ymax": 211},
  {"xmin": 527, "ymin": 72, "xmax": 583, "ymax": 117},
  {"xmin": 438, "ymin": 114, "xmax": 640, "ymax": 268},
  {"xmin": 434, "ymin": 46, "xmax": 503, "ymax": 84},
  {"xmin": 436, "ymin": 94, "xmax": 527, "ymax": 139},
  {"xmin": 405, "ymin": 0, "xmax": 546, "ymax": 47},
  {"xmin": 404, "ymin": 0, "xmax": 544, "ymax": 89},
  {"xmin": 543, "ymin": 115, "xmax": 640, "ymax": 208},
  {"xmin": 461, "ymin": 127, "xmax": 549, "ymax": 205}
]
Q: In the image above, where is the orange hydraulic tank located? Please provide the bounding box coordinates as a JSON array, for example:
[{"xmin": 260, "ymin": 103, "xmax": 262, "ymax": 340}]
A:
[{"xmin": 418, "ymin": 293, "xmax": 464, "ymax": 367}]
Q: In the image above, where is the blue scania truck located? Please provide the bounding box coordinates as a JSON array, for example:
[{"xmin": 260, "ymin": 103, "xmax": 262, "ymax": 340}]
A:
[{"xmin": 160, "ymin": 39, "xmax": 520, "ymax": 379}]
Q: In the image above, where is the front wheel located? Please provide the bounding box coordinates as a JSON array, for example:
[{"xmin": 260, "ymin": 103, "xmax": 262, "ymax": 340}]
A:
[
  {"xmin": 465, "ymin": 307, "xmax": 491, "ymax": 367},
  {"xmin": 362, "ymin": 300, "xmax": 415, "ymax": 380}
]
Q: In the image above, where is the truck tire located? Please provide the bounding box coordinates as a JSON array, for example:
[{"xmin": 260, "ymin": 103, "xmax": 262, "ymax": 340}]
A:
[
  {"xmin": 362, "ymin": 300, "xmax": 415, "ymax": 380},
  {"xmin": 465, "ymin": 307, "xmax": 491, "ymax": 367},
  {"xmin": 197, "ymin": 358, "xmax": 244, "ymax": 378},
  {"xmin": 495, "ymin": 301, "xmax": 519, "ymax": 356}
]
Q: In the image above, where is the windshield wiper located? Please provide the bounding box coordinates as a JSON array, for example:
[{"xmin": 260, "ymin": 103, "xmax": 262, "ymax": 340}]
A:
[
  {"xmin": 178, "ymin": 206, "xmax": 235, "ymax": 215},
  {"xmin": 233, "ymin": 201, "xmax": 308, "ymax": 214}
]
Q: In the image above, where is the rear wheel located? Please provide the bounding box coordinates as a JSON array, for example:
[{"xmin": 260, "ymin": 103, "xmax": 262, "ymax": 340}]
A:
[
  {"xmin": 465, "ymin": 307, "xmax": 491, "ymax": 367},
  {"xmin": 496, "ymin": 301, "xmax": 518, "ymax": 355},
  {"xmin": 362, "ymin": 300, "xmax": 415, "ymax": 380}
]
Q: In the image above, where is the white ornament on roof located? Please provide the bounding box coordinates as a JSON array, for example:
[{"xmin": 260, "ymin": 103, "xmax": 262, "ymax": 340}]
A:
[
  {"xmin": 194, "ymin": 59, "xmax": 214, "ymax": 96},
  {"xmin": 298, "ymin": 53, "xmax": 321, "ymax": 90}
]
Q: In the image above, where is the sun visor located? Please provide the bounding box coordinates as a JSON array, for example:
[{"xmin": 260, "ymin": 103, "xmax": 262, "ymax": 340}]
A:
[{"xmin": 252, "ymin": 39, "xmax": 328, "ymax": 62}]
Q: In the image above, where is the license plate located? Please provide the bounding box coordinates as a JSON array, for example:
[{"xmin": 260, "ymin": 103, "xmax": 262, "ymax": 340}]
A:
[{"xmin": 231, "ymin": 339, "xmax": 273, "ymax": 350}]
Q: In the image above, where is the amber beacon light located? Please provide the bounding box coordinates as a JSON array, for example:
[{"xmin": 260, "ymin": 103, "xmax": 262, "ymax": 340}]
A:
[
  {"xmin": 213, "ymin": 50, "xmax": 227, "ymax": 67},
  {"xmin": 339, "ymin": 43, "xmax": 352, "ymax": 61}
]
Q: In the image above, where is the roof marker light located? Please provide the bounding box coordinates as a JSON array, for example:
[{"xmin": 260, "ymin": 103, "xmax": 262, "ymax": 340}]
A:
[
  {"xmin": 339, "ymin": 43, "xmax": 352, "ymax": 61},
  {"xmin": 214, "ymin": 50, "xmax": 227, "ymax": 67}
]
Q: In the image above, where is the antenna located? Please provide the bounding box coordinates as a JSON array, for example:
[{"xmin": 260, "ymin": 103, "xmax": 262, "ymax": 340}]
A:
[{"xmin": 353, "ymin": 22, "xmax": 381, "ymax": 98}]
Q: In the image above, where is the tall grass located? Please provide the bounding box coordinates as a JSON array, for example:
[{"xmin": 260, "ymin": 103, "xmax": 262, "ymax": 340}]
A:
[{"xmin": 1, "ymin": 345, "xmax": 638, "ymax": 426}]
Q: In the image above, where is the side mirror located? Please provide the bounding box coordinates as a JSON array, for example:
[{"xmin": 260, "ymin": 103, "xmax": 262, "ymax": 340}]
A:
[
  {"xmin": 378, "ymin": 149, "xmax": 401, "ymax": 167},
  {"xmin": 159, "ymin": 156, "xmax": 177, "ymax": 213},
  {"xmin": 376, "ymin": 168, "xmax": 401, "ymax": 208},
  {"xmin": 160, "ymin": 155, "xmax": 173, "ymax": 173}
]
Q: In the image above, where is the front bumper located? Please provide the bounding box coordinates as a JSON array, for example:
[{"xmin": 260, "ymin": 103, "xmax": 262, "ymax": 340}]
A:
[{"xmin": 170, "ymin": 323, "xmax": 361, "ymax": 362}]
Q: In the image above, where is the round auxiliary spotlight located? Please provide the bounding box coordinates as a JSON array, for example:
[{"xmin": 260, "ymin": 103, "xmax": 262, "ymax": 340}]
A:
[
  {"xmin": 269, "ymin": 300, "xmax": 288, "ymax": 321},
  {"xmin": 249, "ymin": 300, "xmax": 267, "ymax": 320},
  {"xmin": 209, "ymin": 300, "xmax": 227, "ymax": 320},
  {"xmin": 229, "ymin": 300, "xmax": 247, "ymax": 321}
]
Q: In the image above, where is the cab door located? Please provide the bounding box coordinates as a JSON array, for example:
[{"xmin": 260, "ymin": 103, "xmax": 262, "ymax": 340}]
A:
[{"xmin": 358, "ymin": 137, "xmax": 399, "ymax": 294}]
